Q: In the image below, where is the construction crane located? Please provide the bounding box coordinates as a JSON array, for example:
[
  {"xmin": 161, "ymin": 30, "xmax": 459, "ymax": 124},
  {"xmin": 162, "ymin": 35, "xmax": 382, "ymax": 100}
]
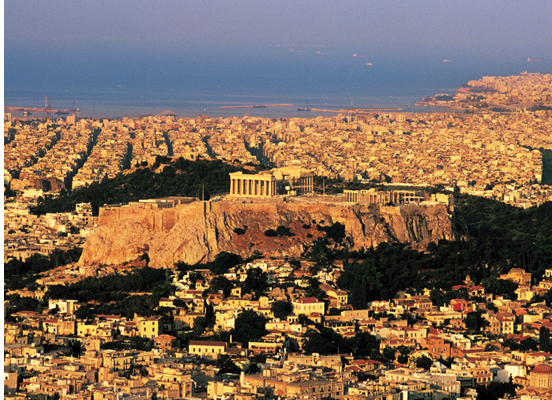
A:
[{"xmin": 4, "ymin": 95, "xmax": 81, "ymax": 115}]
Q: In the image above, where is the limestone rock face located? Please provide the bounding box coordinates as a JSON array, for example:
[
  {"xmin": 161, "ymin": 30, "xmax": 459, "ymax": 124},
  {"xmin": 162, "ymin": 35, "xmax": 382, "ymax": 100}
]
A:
[
  {"xmin": 79, "ymin": 219, "xmax": 153, "ymax": 266},
  {"xmin": 79, "ymin": 200, "xmax": 457, "ymax": 267}
]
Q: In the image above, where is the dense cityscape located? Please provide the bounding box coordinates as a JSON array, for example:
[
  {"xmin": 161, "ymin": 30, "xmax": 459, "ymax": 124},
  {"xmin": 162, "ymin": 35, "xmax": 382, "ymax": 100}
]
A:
[{"xmin": 4, "ymin": 72, "xmax": 552, "ymax": 400}]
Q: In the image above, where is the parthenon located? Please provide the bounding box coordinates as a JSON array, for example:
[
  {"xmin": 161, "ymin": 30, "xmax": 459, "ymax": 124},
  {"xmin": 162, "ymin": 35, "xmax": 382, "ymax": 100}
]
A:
[
  {"xmin": 229, "ymin": 171, "xmax": 277, "ymax": 197},
  {"xmin": 229, "ymin": 167, "xmax": 314, "ymax": 198}
]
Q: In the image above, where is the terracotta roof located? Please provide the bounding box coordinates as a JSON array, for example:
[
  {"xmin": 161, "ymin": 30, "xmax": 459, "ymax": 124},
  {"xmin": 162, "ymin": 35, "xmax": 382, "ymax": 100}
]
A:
[
  {"xmin": 532, "ymin": 363, "xmax": 552, "ymax": 375},
  {"xmin": 189, "ymin": 340, "xmax": 227, "ymax": 347},
  {"xmin": 155, "ymin": 334, "xmax": 177, "ymax": 340},
  {"xmin": 294, "ymin": 297, "xmax": 321, "ymax": 304}
]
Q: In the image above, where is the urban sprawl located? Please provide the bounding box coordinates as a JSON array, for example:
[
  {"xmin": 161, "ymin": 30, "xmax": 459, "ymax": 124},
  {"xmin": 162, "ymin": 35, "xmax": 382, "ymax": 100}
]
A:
[{"xmin": 4, "ymin": 73, "xmax": 552, "ymax": 400}]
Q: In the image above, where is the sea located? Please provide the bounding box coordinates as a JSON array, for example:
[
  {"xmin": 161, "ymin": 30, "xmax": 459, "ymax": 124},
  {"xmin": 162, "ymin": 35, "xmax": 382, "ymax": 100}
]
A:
[{"xmin": 4, "ymin": 44, "xmax": 551, "ymax": 119}]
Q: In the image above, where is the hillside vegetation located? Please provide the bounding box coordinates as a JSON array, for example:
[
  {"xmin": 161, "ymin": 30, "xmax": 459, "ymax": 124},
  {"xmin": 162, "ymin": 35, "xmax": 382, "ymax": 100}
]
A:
[
  {"xmin": 335, "ymin": 194, "xmax": 552, "ymax": 305},
  {"xmin": 30, "ymin": 158, "xmax": 552, "ymax": 302},
  {"xmin": 36, "ymin": 157, "xmax": 262, "ymax": 215}
]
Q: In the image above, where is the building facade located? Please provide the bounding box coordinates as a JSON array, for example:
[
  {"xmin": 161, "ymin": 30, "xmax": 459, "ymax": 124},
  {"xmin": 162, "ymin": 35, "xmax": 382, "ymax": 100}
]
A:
[
  {"xmin": 229, "ymin": 171, "xmax": 277, "ymax": 197},
  {"xmin": 343, "ymin": 188, "xmax": 424, "ymax": 205},
  {"xmin": 229, "ymin": 167, "xmax": 314, "ymax": 198}
]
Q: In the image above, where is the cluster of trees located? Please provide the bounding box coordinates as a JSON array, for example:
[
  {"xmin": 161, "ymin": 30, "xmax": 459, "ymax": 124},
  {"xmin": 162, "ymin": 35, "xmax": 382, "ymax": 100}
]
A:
[
  {"xmin": 540, "ymin": 326, "xmax": 552, "ymax": 353},
  {"xmin": 241, "ymin": 268, "xmax": 269, "ymax": 299},
  {"xmin": 305, "ymin": 222, "xmax": 350, "ymax": 269},
  {"xmin": 271, "ymin": 301, "xmax": 293, "ymax": 320},
  {"xmin": 175, "ymin": 249, "xmax": 276, "ymax": 301},
  {"xmin": 5, "ymin": 247, "xmax": 83, "ymax": 279},
  {"xmin": 233, "ymin": 226, "xmax": 247, "ymax": 235},
  {"xmin": 35, "ymin": 157, "xmax": 251, "ymax": 215},
  {"xmin": 301, "ymin": 324, "xmax": 414, "ymax": 364},
  {"xmin": 47, "ymin": 267, "xmax": 172, "ymax": 302},
  {"xmin": 5, "ymin": 247, "xmax": 83, "ymax": 290},
  {"xmin": 5, "ymin": 295, "xmax": 42, "ymax": 322},
  {"xmin": 501, "ymin": 326, "xmax": 552, "ymax": 354},
  {"xmin": 46, "ymin": 267, "xmax": 174, "ymax": 319},
  {"xmin": 176, "ymin": 309, "xmax": 267, "ymax": 352},
  {"xmin": 502, "ymin": 337, "xmax": 539, "ymax": 352},
  {"xmin": 233, "ymin": 309, "xmax": 268, "ymax": 346},
  {"xmin": 464, "ymin": 311, "xmax": 490, "ymax": 333},
  {"xmin": 264, "ymin": 225, "xmax": 294, "ymax": 237},
  {"xmin": 204, "ymin": 252, "xmax": 244, "ymax": 275},
  {"xmin": 309, "ymin": 195, "xmax": 552, "ymax": 303},
  {"xmin": 475, "ymin": 381, "xmax": 517, "ymax": 400},
  {"xmin": 337, "ymin": 244, "xmax": 420, "ymax": 307},
  {"xmin": 456, "ymin": 195, "xmax": 552, "ymax": 280},
  {"xmin": 176, "ymin": 251, "xmax": 246, "ymax": 276},
  {"xmin": 541, "ymin": 149, "xmax": 552, "ymax": 185}
]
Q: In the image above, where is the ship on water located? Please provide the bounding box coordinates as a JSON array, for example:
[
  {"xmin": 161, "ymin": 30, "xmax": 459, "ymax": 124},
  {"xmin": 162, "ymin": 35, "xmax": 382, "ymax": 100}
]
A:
[{"xmin": 297, "ymin": 99, "xmax": 311, "ymax": 112}]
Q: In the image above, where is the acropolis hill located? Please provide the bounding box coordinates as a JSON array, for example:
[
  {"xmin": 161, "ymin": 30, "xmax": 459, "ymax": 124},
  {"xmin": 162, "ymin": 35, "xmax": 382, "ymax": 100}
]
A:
[{"xmin": 79, "ymin": 192, "xmax": 456, "ymax": 267}]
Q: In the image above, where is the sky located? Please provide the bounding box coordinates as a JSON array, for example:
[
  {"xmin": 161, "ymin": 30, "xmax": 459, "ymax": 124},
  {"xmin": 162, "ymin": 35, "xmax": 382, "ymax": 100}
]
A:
[
  {"xmin": 4, "ymin": 1, "xmax": 552, "ymax": 116},
  {"xmin": 5, "ymin": 1, "xmax": 552, "ymax": 53}
]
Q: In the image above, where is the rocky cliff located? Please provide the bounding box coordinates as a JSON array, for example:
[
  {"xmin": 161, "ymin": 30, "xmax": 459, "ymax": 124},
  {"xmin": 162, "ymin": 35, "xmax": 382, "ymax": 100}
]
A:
[{"xmin": 79, "ymin": 199, "xmax": 457, "ymax": 267}]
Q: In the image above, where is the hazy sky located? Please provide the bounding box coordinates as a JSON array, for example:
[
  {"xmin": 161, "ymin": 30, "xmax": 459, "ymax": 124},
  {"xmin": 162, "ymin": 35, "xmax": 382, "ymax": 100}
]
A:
[{"xmin": 5, "ymin": 0, "xmax": 552, "ymax": 55}]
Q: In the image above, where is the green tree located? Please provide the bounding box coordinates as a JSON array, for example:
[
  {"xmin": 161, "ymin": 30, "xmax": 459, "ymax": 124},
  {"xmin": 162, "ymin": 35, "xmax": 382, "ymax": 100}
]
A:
[
  {"xmin": 216, "ymin": 354, "xmax": 241, "ymax": 374},
  {"xmin": 540, "ymin": 326, "xmax": 551, "ymax": 352},
  {"xmin": 129, "ymin": 336, "xmax": 153, "ymax": 351},
  {"xmin": 192, "ymin": 316, "xmax": 210, "ymax": 338},
  {"xmin": 383, "ymin": 346, "xmax": 396, "ymax": 362},
  {"xmin": 476, "ymin": 381, "xmax": 517, "ymax": 400},
  {"xmin": 480, "ymin": 278, "xmax": 518, "ymax": 300},
  {"xmin": 519, "ymin": 337, "xmax": 539, "ymax": 352},
  {"xmin": 396, "ymin": 345, "xmax": 411, "ymax": 364},
  {"xmin": 326, "ymin": 222, "xmax": 346, "ymax": 243},
  {"xmin": 75, "ymin": 304, "xmax": 95, "ymax": 320},
  {"xmin": 464, "ymin": 311, "xmax": 489, "ymax": 333},
  {"xmin": 208, "ymin": 252, "xmax": 242, "ymax": 275},
  {"xmin": 304, "ymin": 277, "xmax": 326, "ymax": 301},
  {"xmin": 67, "ymin": 340, "xmax": 83, "ymax": 358},
  {"xmin": 242, "ymin": 268, "xmax": 268, "ymax": 299},
  {"xmin": 416, "ymin": 355, "xmax": 433, "ymax": 370},
  {"xmin": 234, "ymin": 310, "xmax": 267, "ymax": 346},
  {"xmin": 348, "ymin": 331, "xmax": 380, "ymax": 358},
  {"xmin": 430, "ymin": 288, "xmax": 445, "ymax": 307},
  {"xmin": 339, "ymin": 258, "xmax": 383, "ymax": 307},
  {"xmin": 271, "ymin": 301, "xmax": 293, "ymax": 320},
  {"xmin": 303, "ymin": 327, "xmax": 343, "ymax": 355},
  {"xmin": 210, "ymin": 276, "xmax": 233, "ymax": 297}
]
